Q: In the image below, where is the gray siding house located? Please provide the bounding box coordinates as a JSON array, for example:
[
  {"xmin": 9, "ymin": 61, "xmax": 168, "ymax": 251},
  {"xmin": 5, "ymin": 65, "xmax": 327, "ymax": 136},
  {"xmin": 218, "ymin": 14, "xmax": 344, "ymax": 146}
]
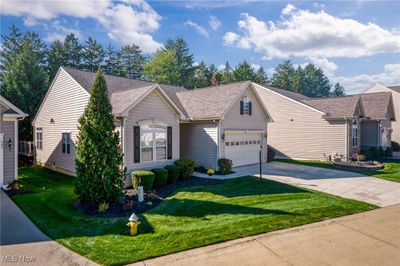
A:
[
  {"xmin": 1, "ymin": 96, "xmax": 27, "ymax": 187},
  {"xmin": 33, "ymin": 67, "xmax": 271, "ymax": 176}
]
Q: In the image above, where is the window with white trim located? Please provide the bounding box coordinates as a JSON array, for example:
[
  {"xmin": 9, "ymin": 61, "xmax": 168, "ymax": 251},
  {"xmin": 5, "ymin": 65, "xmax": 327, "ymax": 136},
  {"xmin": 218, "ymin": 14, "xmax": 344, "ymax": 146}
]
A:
[
  {"xmin": 36, "ymin": 128, "xmax": 43, "ymax": 150},
  {"xmin": 352, "ymin": 119, "xmax": 358, "ymax": 147},
  {"xmin": 140, "ymin": 125, "xmax": 167, "ymax": 162},
  {"xmin": 243, "ymin": 97, "xmax": 250, "ymax": 115},
  {"xmin": 62, "ymin": 132, "xmax": 71, "ymax": 154}
]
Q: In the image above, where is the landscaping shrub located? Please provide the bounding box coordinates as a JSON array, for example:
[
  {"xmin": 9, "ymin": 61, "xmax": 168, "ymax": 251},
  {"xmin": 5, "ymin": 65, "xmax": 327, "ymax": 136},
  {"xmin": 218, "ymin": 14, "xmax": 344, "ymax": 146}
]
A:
[
  {"xmin": 164, "ymin": 165, "xmax": 180, "ymax": 184},
  {"xmin": 151, "ymin": 168, "xmax": 168, "ymax": 187},
  {"xmin": 361, "ymin": 150, "xmax": 373, "ymax": 161},
  {"xmin": 267, "ymin": 145, "xmax": 276, "ymax": 162},
  {"xmin": 131, "ymin": 171, "xmax": 155, "ymax": 190},
  {"xmin": 175, "ymin": 158, "xmax": 195, "ymax": 179},
  {"xmin": 392, "ymin": 141, "xmax": 400, "ymax": 152},
  {"xmin": 194, "ymin": 165, "xmax": 207, "ymax": 174},
  {"xmin": 379, "ymin": 146, "xmax": 385, "ymax": 157},
  {"xmin": 369, "ymin": 147, "xmax": 380, "ymax": 159},
  {"xmin": 385, "ymin": 147, "xmax": 393, "ymax": 157},
  {"xmin": 218, "ymin": 159, "xmax": 233, "ymax": 175}
]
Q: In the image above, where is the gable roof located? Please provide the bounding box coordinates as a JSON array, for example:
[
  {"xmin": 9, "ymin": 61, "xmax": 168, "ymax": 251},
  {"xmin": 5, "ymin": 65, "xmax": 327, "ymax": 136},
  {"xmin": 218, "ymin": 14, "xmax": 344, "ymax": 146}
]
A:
[
  {"xmin": 175, "ymin": 81, "xmax": 251, "ymax": 120},
  {"xmin": 387, "ymin": 85, "xmax": 400, "ymax": 93},
  {"xmin": 0, "ymin": 95, "xmax": 27, "ymax": 118},
  {"xmin": 301, "ymin": 95, "xmax": 364, "ymax": 118},
  {"xmin": 360, "ymin": 92, "xmax": 394, "ymax": 120},
  {"xmin": 263, "ymin": 85, "xmax": 310, "ymax": 101}
]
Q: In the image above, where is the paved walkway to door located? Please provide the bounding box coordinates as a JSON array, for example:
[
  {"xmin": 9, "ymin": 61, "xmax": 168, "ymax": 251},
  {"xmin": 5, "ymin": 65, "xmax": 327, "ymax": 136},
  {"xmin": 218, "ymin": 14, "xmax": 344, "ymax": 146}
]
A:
[
  {"xmin": 195, "ymin": 161, "xmax": 400, "ymax": 207},
  {"xmin": 0, "ymin": 190, "xmax": 97, "ymax": 266},
  {"xmin": 130, "ymin": 204, "xmax": 400, "ymax": 266}
]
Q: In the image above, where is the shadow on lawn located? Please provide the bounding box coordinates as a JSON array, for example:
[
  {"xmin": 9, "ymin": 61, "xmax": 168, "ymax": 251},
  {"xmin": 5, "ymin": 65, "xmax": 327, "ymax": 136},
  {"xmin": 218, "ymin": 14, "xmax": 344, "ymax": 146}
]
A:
[{"xmin": 149, "ymin": 198, "xmax": 293, "ymax": 218}]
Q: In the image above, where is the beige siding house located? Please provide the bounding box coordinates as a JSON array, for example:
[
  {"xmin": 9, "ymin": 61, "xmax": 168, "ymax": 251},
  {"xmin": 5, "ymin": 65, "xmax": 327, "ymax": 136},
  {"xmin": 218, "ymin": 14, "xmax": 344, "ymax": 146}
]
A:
[
  {"xmin": 363, "ymin": 83, "xmax": 400, "ymax": 145},
  {"xmin": 34, "ymin": 67, "xmax": 271, "ymax": 177},
  {"xmin": 0, "ymin": 96, "xmax": 27, "ymax": 187}
]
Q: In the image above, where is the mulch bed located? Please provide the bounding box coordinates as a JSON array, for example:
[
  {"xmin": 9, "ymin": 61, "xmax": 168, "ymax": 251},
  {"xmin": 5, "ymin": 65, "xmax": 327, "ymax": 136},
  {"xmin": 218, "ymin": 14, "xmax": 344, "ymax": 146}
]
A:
[
  {"xmin": 73, "ymin": 177, "xmax": 223, "ymax": 218},
  {"xmin": 4, "ymin": 188, "xmax": 32, "ymax": 197}
]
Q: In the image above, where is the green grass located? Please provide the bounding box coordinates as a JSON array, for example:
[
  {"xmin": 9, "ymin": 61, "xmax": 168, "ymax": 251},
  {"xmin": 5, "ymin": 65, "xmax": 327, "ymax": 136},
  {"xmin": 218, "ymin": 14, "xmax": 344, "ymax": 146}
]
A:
[
  {"xmin": 275, "ymin": 159, "xmax": 400, "ymax": 183},
  {"xmin": 12, "ymin": 167, "xmax": 376, "ymax": 266}
]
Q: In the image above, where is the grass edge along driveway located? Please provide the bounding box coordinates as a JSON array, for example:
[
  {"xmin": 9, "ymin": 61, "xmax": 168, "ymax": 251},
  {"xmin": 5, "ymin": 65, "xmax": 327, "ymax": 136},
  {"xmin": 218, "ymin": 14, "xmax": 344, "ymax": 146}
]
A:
[
  {"xmin": 275, "ymin": 159, "xmax": 400, "ymax": 183},
  {"xmin": 12, "ymin": 167, "xmax": 376, "ymax": 266}
]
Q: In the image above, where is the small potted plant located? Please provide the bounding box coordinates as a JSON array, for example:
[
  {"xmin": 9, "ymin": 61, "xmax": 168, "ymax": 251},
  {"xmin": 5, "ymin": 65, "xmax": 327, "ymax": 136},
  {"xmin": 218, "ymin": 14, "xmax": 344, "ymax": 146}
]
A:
[{"xmin": 207, "ymin": 168, "xmax": 215, "ymax": 176}]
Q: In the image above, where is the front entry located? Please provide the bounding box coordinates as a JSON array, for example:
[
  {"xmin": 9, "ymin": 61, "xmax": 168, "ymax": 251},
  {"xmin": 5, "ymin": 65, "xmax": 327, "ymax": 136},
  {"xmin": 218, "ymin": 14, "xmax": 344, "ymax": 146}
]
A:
[{"xmin": 224, "ymin": 132, "xmax": 262, "ymax": 167}]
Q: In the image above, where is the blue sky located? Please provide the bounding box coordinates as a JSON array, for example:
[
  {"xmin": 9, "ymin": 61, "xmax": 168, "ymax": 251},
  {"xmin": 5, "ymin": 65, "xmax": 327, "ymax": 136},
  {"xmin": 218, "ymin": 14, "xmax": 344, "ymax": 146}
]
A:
[{"xmin": 1, "ymin": 0, "xmax": 400, "ymax": 93}]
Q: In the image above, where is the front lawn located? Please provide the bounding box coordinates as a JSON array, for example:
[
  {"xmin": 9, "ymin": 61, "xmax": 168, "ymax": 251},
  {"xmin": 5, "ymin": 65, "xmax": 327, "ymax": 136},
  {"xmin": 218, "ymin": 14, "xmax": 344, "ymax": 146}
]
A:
[
  {"xmin": 275, "ymin": 159, "xmax": 400, "ymax": 183},
  {"xmin": 12, "ymin": 167, "xmax": 375, "ymax": 266}
]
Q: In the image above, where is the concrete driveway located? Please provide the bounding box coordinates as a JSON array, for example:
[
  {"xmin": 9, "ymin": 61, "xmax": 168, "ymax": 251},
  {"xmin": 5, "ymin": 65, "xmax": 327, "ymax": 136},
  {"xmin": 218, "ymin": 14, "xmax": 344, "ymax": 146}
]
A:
[
  {"xmin": 0, "ymin": 190, "xmax": 97, "ymax": 266},
  {"xmin": 195, "ymin": 161, "xmax": 400, "ymax": 207},
  {"xmin": 250, "ymin": 162, "xmax": 400, "ymax": 207}
]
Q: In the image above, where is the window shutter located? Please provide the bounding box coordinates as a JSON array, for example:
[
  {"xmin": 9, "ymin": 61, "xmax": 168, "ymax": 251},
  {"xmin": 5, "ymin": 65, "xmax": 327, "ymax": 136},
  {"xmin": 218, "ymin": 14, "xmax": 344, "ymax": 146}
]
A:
[
  {"xmin": 133, "ymin": 126, "xmax": 140, "ymax": 163},
  {"xmin": 240, "ymin": 101, "xmax": 244, "ymax": 115},
  {"xmin": 167, "ymin": 126, "xmax": 172, "ymax": 160},
  {"xmin": 249, "ymin": 102, "xmax": 252, "ymax": 115}
]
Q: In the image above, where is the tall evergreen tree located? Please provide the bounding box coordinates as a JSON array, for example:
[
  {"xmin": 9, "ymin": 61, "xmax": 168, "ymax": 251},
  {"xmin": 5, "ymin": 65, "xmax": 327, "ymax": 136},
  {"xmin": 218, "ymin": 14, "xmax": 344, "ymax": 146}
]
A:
[
  {"xmin": 63, "ymin": 33, "xmax": 83, "ymax": 68},
  {"xmin": 47, "ymin": 40, "xmax": 67, "ymax": 79},
  {"xmin": 292, "ymin": 66, "xmax": 306, "ymax": 94},
  {"xmin": 233, "ymin": 60, "xmax": 256, "ymax": 81},
  {"xmin": 220, "ymin": 61, "xmax": 234, "ymax": 84},
  {"xmin": 164, "ymin": 37, "xmax": 195, "ymax": 87},
  {"xmin": 270, "ymin": 60, "xmax": 295, "ymax": 91},
  {"xmin": 117, "ymin": 44, "xmax": 144, "ymax": 79},
  {"xmin": 193, "ymin": 61, "xmax": 210, "ymax": 88},
  {"xmin": 1, "ymin": 30, "xmax": 48, "ymax": 140},
  {"xmin": 303, "ymin": 64, "xmax": 331, "ymax": 97},
  {"xmin": 103, "ymin": 44, "xmax": 118, "ymax": 75},
  {"xmin": 332, "ymin": 82, "xmax": 345, "ymax": 96},
  {"xmin": 74, "ymin": 70, "xmax": 124, "ymax": 204},
  {"xmin": 83, "ymin": 37, "xmax": 105, "ymax": 71},
  {"xmin": 254, "ymin": 67, "xmax": 268, "ymax": 84}
]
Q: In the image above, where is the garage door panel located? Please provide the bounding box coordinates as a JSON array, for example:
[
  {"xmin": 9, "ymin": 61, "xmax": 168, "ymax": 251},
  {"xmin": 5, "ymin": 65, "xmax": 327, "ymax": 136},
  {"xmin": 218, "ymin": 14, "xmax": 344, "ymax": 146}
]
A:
[{"xmin": 225, "ymin": 133, "xmax": 262, "ymax": 167}]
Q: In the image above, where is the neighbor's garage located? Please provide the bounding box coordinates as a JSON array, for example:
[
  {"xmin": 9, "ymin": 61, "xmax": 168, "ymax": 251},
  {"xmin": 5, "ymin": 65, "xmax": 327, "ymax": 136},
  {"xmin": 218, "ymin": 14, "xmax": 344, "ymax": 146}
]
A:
[{"xmin": 224, "ymin": 131, "xmax": 263, "ymax": 167}]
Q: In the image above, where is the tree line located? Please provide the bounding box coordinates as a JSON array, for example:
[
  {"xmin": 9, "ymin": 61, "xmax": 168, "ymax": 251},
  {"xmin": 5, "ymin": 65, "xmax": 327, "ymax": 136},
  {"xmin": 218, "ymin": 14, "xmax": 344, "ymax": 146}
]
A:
[{"xmin": 0, "ymin": 25, "xmax": 345, "ymax": 140}]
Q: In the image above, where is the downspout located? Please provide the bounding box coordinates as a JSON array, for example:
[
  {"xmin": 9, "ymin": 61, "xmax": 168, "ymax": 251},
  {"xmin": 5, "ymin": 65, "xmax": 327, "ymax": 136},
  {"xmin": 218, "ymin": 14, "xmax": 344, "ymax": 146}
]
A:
[
  {"xmin": 216, "ymin": 120, "xmax": 220, "ymax": 170},
  {"xmin": 344, "ymin": 118, "xmax": 348, "ymax": 161},
  {"xmin": 121, "ymin": 117, "xmax": 126, "ymax": 166}
]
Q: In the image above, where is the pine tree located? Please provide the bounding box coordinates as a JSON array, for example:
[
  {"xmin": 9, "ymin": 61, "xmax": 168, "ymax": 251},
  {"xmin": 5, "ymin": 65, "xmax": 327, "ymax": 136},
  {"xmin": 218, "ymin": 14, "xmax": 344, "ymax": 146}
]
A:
[
  {"xmin": 220, "ymin": 61, "xmax": 234, "ymax": 84},
  {"xmin": 270, "ymin": 60, "xmax": 295, "ymax": 91},
  {"xmin": 47, "ymin": 40, "xmax": 67, "ymax": 79},
  {"xmin": 1, "ymin": 29, "xmax": 48, "ymax": 140},
  {"xmin": 332, "ymin": 82, "xmax": 345, "ymax": 96},
  {"xmin": 117, "ymin": 44, "xmax": 144, "ymax": 79},
  {"xmin": 83, "ymin": 37, "xmax": 105, "ymax": 71},
  {"xmin": 193, "ymin": 61, "xmax": 210, "ymax": 88},
  {"xmin": 63, "ymin": 33, "xmax": 82, "ymax": 68},
  {"xmin": 303, "ymin": 64, "xmax": 331, "ymax": 97},
  {"xmin": 74, "ymin": 69, "xmax": 125, "ymax": 204},
  {"xmin": 103, "ymin": 44, "xmax": 118, "ymax": 75},
  {"xmin": 233, "ymin": 60, "xmax": 256, "ymax": 81},
  {"xmin": 292, "ymin": 66, "xmax": 306, "ymax": 94},
  {"xmin": 254, "ymin": 67, "xmax": 268, "ymax": 84}
]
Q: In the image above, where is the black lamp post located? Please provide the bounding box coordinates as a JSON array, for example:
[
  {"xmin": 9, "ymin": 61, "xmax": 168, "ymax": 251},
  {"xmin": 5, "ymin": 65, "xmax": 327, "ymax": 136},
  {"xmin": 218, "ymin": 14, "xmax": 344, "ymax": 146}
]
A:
[{"xmin": 258, "ymin": 145, "xmax": 262, "ymax": 180}]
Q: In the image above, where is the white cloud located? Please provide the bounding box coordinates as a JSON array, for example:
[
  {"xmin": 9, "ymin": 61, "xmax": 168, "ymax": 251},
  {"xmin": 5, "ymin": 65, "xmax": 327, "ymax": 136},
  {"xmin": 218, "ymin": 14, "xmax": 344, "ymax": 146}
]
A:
[
  {"xmin": 185, "ymin": 20, "xmax": 209, "ymax": 38},
  {"xmin": 43, "ymin": 20, "xmax": 82, "ymax": 42},
  {"xmin": 209, "ymin": 15, "xmax": 221, "ymax": 31},
  {"xmin": 307, "ymin": 57, "xmax": 338, "ymax": 77},
  {"xmin": 282, "ymin": 4, "xmax": 296, "ymax": 15},
  {"xmin": 223, "ymin": 32, "xmax": 240, "ymax": 45},
  {"xmin": 1, "ymin": 0, "xmax": 162, "ymax": 53},
  {"xmin": 217, "ymin": 64, "xmax": 226, "ymax": 71},
  {"xmin": 251, "ymin": 64, "xmax": 261, "ymax": 71},
  {"xmin": 223, "ymin": 6, "xmax": 400, "ymax": 60},
  {"xmin": 332, "ymin": 64, "xmax": 400, "ymax": 94}
]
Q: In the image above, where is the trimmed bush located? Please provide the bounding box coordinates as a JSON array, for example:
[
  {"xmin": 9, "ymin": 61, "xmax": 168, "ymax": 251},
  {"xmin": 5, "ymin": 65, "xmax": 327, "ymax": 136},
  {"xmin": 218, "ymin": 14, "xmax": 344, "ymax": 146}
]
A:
[
  {"xmin": 267, "ymin": 145, "xmax": 276, "ymax": 162},
  {"xmin": 392, "ymin": 141, "xmax": 400, "ymax": 152},
  {"xmin": 131, "ymin": 171, "xmax": 155, "ymax": 190},
  {"xmin": 369, "ymin": 147, "xmax": 380, "ymax": 159},
  {"xmin": 175, "ymin": 158, "xmax": 195, "ymax": 179},
  {"xmin": 194, "ymin": 165, "xmax": 207, "ymax": 174},
  {"xmin": 151, "ymin": 168, "xmax": 168, "ymax": 187},
  {"xmin": 385, "ymin": 147, "xmax": 393, "ymax": 157},
  {"xmin": 379, "ymin": 146, "xmax": 385, "ymax": 157},
  {"xmin": 218, "ymin": 159, "xmax": 232, "ymax": 175},
  {"xmin": 361, "ymin": 150, "xmax": 373, "ymax": 161},
  {"xmin": 164, "ymin": 165, "xmax": 180, "ymax": 184}
]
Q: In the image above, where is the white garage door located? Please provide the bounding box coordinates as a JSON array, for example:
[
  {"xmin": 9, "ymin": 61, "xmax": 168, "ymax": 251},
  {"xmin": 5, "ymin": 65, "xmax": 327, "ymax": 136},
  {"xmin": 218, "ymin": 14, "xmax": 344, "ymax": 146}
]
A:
[{"xmin": 224, "ymin": 133, "xmax": 262, "ymax": 167}]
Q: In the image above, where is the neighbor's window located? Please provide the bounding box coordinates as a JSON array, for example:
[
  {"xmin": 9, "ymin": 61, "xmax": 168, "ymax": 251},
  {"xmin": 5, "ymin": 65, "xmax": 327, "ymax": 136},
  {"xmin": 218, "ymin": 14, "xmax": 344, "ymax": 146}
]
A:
[
  {"xmin": 243, "ymin": 97, "xmax": 250, "ymax": 115},
  {"xmin": 62, "ymin": 132, "xmax": 71, "ymax": 154},
  {"xmin": 352, "ymin": 119, "xmax": 358, "ymax": 147},
  {"xmin": 36, "ymin": 128, "xmax": 43, "ymax": 150},
  {"xmin": 140, "ymin": 125, "xmax": 167, "ymax": 162}
]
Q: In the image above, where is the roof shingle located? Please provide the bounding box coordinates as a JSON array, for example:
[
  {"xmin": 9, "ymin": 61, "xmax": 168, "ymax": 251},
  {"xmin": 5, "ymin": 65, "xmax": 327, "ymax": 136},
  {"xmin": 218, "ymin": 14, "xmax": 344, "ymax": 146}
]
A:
[
  {"xmin": 360, "ymin": 92, "xmax": 393, "ymax": 119},
  {"xmin": 301, "ymin": 95, "xmax": 361, "ymax": 118}
]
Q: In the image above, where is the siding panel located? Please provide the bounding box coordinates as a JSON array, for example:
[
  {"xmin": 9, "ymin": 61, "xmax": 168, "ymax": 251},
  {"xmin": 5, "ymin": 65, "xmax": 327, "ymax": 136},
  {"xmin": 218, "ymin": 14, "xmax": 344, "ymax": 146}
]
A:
[
  {"xmin": 1, "ymin": 120, "xmax": 16, "ymax": 184},
  {"xmin": 34, "ymin": 68, "xmax": 89, "ymax": 174},
  {"xmin": 255, "ymin": 85, "xmax": 347, "ymax": 160}
]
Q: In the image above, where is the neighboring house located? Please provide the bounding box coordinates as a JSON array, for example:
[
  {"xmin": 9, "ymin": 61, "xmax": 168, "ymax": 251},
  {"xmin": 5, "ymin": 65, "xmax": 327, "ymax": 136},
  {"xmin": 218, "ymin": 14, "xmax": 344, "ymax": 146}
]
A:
[
  {"xmin": 0, "ymin": 96, "xmax": 27, "ymax": 188},
  {"xmin": 362, "ymin": 83, "xmax": 400, "ymax": 145},
  {"xmin": 33, "ymin": 67, "xmax": 271, "ymax": 176},
  {"xmin": 254, "ymin": 84, "xmax": 394, "ymax": 160}
]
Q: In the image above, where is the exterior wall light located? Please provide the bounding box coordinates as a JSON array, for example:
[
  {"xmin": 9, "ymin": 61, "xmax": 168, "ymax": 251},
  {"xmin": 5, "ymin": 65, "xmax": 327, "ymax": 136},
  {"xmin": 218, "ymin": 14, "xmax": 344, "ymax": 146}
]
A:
[{"xmin": 8, "ymin": 138, "xmax": 13, "ymax": 151}]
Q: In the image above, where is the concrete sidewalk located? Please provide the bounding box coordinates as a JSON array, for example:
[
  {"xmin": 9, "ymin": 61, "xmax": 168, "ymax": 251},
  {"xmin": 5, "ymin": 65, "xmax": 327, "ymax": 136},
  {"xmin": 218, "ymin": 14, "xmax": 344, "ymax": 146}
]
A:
[
  {"xmin": 0, "ymin": 190, "xmax": 97, "ymax": 266},
  {"xmin": 130, "ymin": 204, "xmax": 400, "ymax": 266}
]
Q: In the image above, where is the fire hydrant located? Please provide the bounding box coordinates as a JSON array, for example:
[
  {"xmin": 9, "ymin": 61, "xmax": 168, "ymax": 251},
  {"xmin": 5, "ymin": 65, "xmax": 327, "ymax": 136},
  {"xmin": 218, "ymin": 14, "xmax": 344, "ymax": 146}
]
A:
[{"xmin": 127, "ymin": 213, "xmax": 140, "ymax": 236}]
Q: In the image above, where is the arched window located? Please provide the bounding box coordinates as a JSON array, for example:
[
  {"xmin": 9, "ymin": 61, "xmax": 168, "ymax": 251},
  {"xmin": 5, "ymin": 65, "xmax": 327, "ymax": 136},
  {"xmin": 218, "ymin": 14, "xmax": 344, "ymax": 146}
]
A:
[
  {"xmin": 140, "ymin": 124, "xmax": 167, "ymax": 162},
  {"xmin": 352, "ymin": 119, "xmax": 358, "ymax": 147}
]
